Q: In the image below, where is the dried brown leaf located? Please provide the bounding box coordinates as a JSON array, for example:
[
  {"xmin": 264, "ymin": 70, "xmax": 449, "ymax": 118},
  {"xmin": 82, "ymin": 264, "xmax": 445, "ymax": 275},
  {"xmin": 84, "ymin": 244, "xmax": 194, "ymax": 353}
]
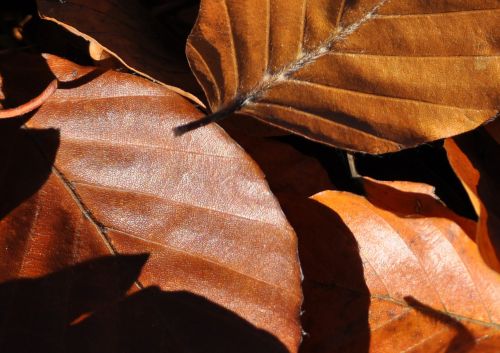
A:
[
  {"xmin": 0, "ymin": 53, "xmax": 301, "ymax": 352},
  {"xmin": 37, "ymin": 0, "xmax": 203, "ymax": 105},
  {"xmin": 187, "ymin": 0, "xmax": 500, "ymax": 153}
]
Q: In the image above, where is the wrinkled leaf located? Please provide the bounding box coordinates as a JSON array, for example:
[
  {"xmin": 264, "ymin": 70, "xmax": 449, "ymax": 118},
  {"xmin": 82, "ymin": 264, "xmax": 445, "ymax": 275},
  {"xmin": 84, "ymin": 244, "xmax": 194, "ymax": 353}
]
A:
[
  {"xmin": 187, "ymin": 0, "xmax": 500, "ymax": 153},
  {"xmin": 307, "ymin": 178, "xmax": 500, "ymax": 352},
  {"xmin": 0, "ymin": 53, "xmax": 302, "ymax": 352},
  {"xmin": 445, "ymin": 129, "xmax": 500, "ymax": 272},
  {"xmin": 37, "ymin": 0, "xmax": 203, "ymax": 105}
]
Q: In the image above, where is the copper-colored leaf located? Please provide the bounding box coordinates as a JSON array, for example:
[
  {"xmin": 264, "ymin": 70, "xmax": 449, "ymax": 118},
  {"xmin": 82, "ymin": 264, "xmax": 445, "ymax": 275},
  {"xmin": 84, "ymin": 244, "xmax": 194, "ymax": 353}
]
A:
[
  {"xmin": 445, "ymin": 128, "xmax": 500, "ymax": 272},
  {"xmin": 308, "ymin": 178, "xmax": 500, "ymax": 352},
  {"xmin": 37, "ymin": 0, "xmax": 203, "ymax": 105},
  {"xmin": 187, "ymin": 0, "xmax": 500, "ymax": 153},
  {"xmin": 0, "ymin": 54, "xmax": 301, "ymax": 352}
]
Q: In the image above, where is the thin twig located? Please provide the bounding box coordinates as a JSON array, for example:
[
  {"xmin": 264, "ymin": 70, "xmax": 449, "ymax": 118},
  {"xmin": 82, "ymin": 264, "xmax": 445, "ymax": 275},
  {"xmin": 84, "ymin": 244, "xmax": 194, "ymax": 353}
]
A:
[
  {"xmin": 174, "ymin": 97, "xmax": 243, "ymax": 135},
  {"xmin": 0, "ymin": 79, "xmax": 58, "ymax": 119},
  {"xmin": 347, "ymin": 152, "xmax": 361, "ymax": 178}
]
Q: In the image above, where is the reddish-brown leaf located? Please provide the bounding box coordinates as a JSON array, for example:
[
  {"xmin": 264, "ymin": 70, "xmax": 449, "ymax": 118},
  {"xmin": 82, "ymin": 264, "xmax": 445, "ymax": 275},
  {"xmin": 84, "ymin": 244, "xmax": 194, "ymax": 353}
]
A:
[
  {"xmin": 36, "ymin": 0, "xmax": 203, "ymax": 105},
  {"xmin": 308, "ymin": 178, "xmax": 500, "ymax": 352},
  {"xmin": 444, "ymin": 128, "xmax": 500, "ymax": 273},
  {"xmin": 0, "ymin": 54, "xmax": 301, "ymax": 352},
  {"xmin": 186, "ymin": 0, "xmax": 499, "ymax": 153}
]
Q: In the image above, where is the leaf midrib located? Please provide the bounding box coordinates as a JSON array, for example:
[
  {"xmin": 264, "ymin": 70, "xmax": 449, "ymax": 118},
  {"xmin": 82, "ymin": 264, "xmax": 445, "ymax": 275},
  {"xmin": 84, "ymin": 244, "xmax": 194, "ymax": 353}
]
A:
[{"xmin": 219, "ymin": 0, "xmax": 388, "ymax": 114}]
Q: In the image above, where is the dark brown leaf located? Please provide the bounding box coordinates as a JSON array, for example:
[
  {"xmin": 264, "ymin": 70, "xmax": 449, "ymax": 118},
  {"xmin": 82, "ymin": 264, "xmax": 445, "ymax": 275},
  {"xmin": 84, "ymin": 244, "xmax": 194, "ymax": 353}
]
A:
[{"xmin": 37, "ymin": 0, "xmax": 203, "ymax": 104}]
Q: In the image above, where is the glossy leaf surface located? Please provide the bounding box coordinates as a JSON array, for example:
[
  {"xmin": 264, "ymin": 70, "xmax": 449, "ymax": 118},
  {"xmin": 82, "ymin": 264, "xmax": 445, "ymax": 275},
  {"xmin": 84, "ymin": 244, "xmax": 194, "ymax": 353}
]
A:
[{"xmin": 0, "ymin": 53, "xmax": 302, "ymax": 353}]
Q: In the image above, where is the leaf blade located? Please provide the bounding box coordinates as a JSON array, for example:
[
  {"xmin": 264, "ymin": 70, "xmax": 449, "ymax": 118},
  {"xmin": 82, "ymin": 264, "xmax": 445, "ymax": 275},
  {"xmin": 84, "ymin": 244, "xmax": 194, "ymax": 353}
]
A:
[
  {"xmin": 307, "ymin": 178, "xmax": 500, "ymax": 351},
  {"xmin": 187, "ymin": 0, "xmax": 500, "ymax": 153},
  {"xmin": 0, "ymin": 53, "xmax": 302, "ymax": 352}
]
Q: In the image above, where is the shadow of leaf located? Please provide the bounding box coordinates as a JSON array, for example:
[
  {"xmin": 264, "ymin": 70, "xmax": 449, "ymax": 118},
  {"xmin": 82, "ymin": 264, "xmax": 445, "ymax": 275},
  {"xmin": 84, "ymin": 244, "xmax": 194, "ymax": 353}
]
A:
[
  {"xmin": 296, "ymin": 198, "xmax": 370, "ymax": 353},
  {"xmin": 360, "ymin": 178, "xmax": 476, "ymax": 238},
  {"xmin": 452, "ymin": 128, "xmax": 500, "ymax": 270},
  {"xmin": 0, "ymin": 124, "xmax": 60, "ymax": 221},
  {"xmin": 0, "ymin": 254, "xmax": 289, "ymax": 353},
  {"xmin": 219, "ymin": 120, "xmax": 371, "ymax": 353},
  {"xmin": 0, "ymin": 52, "xmax": 61, "ymax": 221},
  {"xmin": 355, "ymin": 144, "xmax": 477, "ymax": 221},
  {"xmin": 404, "ymin": 296, "xmax": 475, "ymax": 353}
]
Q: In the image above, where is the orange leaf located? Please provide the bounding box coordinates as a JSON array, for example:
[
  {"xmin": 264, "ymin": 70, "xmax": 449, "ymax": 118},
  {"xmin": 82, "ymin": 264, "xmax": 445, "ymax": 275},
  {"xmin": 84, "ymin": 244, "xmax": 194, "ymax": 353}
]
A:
[
  {"xmin": 445, "ymin": 129, "xmax": 500, "ymax": 272},
  {"xmin": 308, "ymin": 178, "xmax": 500, "ymax": 352}
]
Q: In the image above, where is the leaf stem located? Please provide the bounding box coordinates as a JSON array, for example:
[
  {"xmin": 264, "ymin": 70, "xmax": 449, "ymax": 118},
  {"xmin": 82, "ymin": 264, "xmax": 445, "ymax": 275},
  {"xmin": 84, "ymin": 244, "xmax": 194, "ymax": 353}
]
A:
[
  {"xmin": 176, "ymin": 0, "xmax": 388, "ymax": 135},
  {"xmin": 173, "ymin": 98, "xmax": 243, "ymax": 136},
  {"xmin": 0, "ymin": 79, "xmax": 58, "ymax": 119}
]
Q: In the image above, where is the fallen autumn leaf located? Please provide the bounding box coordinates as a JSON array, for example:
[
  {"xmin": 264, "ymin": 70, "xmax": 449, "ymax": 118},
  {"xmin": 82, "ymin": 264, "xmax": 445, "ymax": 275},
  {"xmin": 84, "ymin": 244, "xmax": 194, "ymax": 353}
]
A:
[{"xmin": 186, "ymin": 0, "xmax": 499, "ymax": 152}]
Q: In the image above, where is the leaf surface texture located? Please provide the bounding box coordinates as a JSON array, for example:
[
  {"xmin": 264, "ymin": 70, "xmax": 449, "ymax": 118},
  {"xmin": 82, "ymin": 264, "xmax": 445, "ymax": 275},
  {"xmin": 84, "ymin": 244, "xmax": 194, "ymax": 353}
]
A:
[
  {"xmin": 0, "ymin": 53, "xmax": 302, "ymax": 352},
  {"xmin": 307, "ymin": 178, "xmax": 500, "ymax": 352},
  {"xmin": 187, "ymin": 0, "xmax": 500, "ymax": 153}
]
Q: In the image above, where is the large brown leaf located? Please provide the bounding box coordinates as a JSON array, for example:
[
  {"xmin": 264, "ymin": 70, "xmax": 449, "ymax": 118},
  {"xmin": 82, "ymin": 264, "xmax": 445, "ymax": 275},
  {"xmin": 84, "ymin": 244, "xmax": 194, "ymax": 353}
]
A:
[
  {"xmin": 307, "ymin": 178, "xmax": 500, "ymax": 352},
  {"xmin": 0, "ymin": 53, "xmax": 301, "ymax": 352},
  {"xmin": 444, "ymin": 129, "xmax": 500, "ymax": 272},
  {"xmin": 37, "ymin": 0, "xmax": 203, "ymax": 105},
  {"xmin": 186, "ymin": 0, "xmax": 500, "ymax": 153}
]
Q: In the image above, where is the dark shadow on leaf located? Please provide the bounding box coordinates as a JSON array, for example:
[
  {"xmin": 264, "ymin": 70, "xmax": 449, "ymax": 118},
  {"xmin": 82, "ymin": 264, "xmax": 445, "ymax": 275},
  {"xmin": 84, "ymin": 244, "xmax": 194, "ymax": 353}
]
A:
[
  {"xmin": 453, "ymin": 128, "xmax": 500, "ymax": 269},
  {"xmin": 355, "ymin": 143, "xmax": 477, "ymax": 221},
  {"xmin": 0, "ymin": 51, "xmax": 56, "ymax": 110},
  {"xmin": 0, "ymin": 254, "xmax": 288, "ymax": 353},
  {"xmin": 141, "ymin": 0, "xmax": 201, "ymax": 51},
  {"xmin": 294, "ymin": 198, "xmax": 370, "ymax": 353},
  {"xmin": 360, "ymin": 178, "xmax": 476, "ymax": 240},
  {"xmin": 273, "ymin": 135, "xmax": 364, "ymax": 195},
  {"xmin": 0, "ymin": 51, "xmax": 104, "ymax": 223},
  {"xmin": 404, "ymin": 296, "xmax": 476, "ymax": 353},
  {"xmin": 0, "ymin": 254, "xmax": 149, "ymax": 348},
  {"xmin": 57, "ymin": 67, "xmax": 107, "ymax": 90},
  {"xmin": 0, "ymin": 124, "xmax": 60, "ymax": 221},
  {"xmin": 221, "ymin": 119, "xmax": 370, "ymax": 353}
]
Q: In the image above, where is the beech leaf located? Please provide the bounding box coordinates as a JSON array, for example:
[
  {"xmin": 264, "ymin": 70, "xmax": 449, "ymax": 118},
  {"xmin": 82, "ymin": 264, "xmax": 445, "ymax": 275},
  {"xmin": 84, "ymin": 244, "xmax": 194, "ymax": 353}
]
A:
[
  {"xmin": 0, "ymin": 54, "xmax": 302, "ymax": 352},
  {"xmin": 307, "ymin": 178, "xmax": 500, "ymax": 352},
  {"xmin": 445, "ymin": 128, "xmax": 500, "ymax": 273},
  {"xmin": 37, "ymin": 0, "xmax": 203, "ymax": 105},
  {"xmin": 186, "ymin": 0, "xmax": 500, "ymax": 153}
]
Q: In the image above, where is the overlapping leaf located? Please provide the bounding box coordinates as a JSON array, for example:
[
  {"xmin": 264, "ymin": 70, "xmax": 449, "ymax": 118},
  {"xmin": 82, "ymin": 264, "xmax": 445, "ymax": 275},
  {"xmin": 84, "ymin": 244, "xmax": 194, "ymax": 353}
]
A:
[
  {"xmin": 37, "ymin": 0, "xmax": 203, "ymax": 104},
  {"xmin": 187, "ymin": 0, "xmax": 500, "ymax": 153},
  {"xmin": 307, "ymin": 178, "xmax": 500, "ymax": 352},
  {"xmin": 445, "ymin": 128, "xmax": 500, "ymax": 272},
  {"xmin": 0, "ymin": 53, "xmax": 302, "ymax": 352}
]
